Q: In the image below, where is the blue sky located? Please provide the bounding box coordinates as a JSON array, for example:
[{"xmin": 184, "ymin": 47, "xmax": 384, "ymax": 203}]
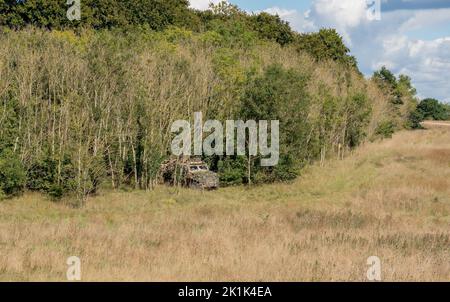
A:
[
  {"xmin": 232, "ymin": 0, "xmax": 311, "ymax": 12},
  {"xmin": 190, "ymin": 0, "xmax": 450, "ymax": 103}
]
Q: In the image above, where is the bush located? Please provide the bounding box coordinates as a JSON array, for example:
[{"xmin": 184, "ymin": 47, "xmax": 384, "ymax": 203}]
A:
[
  {"xmin": 250, "ymin": 12, "xmax": 294, "ymax": 46},
  {"xmin": 0, "ymin": 0, "xmax": 195, "ymax": 31},
  {"xmin": 409, "ymin": 110, "xmax": 424, "ymax": 129},
  {"xmin": 253, "ymin": 155, "xmax": 298, "ymax": 183},
  {"xmin": 296, "ymin": 29, "xmax": 356, "ymax": 67},
  {"xmin": 27, "ymin": 156, "xmax": 58, "ymax": 192},
  {"xmin": 375, "ymin": 121, "xmax": 396, "ymax": 138},
  {"xmin": 345, "ymin": 93, "xmax": 372, "ymax": 147},
  {"xmin": 26, "ymin": 152, "xmax": 75, "ymax": 199},
  {"xmin": 416, "ymin": 98, "xmax": 449, "ymax": 121},
  {"xmin": 0, "ymin": 150, "xmax": 26, "ymax": 197},
  {"xmin": 217, "ymin": 156, "xmax": 247, "ymax": 186},
  {"xmin": 237, "ymin": 64, "xmax": 310, "ymax": 184},
  {"xmin": 408, "ymin": 98, "xmax": 449, "ymax": 128},
  {"xmin": 48, "ymin": 184, "xmax": 65, "ymax": 200}
]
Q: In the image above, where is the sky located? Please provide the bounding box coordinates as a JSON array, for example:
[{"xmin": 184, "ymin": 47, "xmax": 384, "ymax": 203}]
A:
[{"xmin": 189, "ymin": 0, "xmax": 450, "ymax": 103}]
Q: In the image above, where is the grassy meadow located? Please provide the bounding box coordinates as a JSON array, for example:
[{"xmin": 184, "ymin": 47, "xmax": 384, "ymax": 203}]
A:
[{"xmin": 0, "ymin": 126, "xmax": 449, "ymax": 281}]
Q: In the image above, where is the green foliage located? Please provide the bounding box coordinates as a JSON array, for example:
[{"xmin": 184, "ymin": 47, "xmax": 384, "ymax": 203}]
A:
[
  {"xmin": 206, "ymin": 17, "xmax": 258, "ymax": 48},
  {"xmin": 26, "ymin": 152, "xmax": 75, "ymax": 199},
  {"xmin": 238, "ymin": 64, "xmax": 310, "ymax": 183},
  {"xmin": 0, "ymin": 0, "xmax": 293, "ymax": 49},
  {"xmin": 445, "ymin": 103, "xmax": 450, "ymax": 118},
  {"xmin": 253, "ymin": 155, "xmax": 298, "ymax": 184},
  {"xmin": 409, "ymin": 110, "xmax": 424, "ymax": 129},
  {"xmin": 373, "ymin": 66, "xmax": 397, "ymax": 88},
  {"xmin": 416, "ymin": 98, "xmax": 449, "ymax": 121},
  {"xmin": 373, "ymin": 66, "xmax": 402, "ymax": 105},
  {"xmin": 345, "ymin": 93, "xmax": 372, "ymax": 147},
  {"xmin": 0, "ymin": 150, "xmax": 26, "ymax": 198},
  {"xmin": 296, "ymin": 29, "xmax": 357, "ymax": 67},
  {"xmin": 0, "ymin": 0, "xmax": 196, "ymax": 30},
  {"xmin": 372, "ymin": 66, "xmax": 419, "ymax": 131},
  {"xmin": 250, "ymin": 12, "xmax": 294, "ymax": 46},
  {"xmin": 397, "ymin": 75, "xmax": 417, "ymax": 97},
  {"xmin": 0, "ymin": 95, "xmax": 20, "ymax": 152},
  {"xmin": 0, "ymin": 22, "xmax": 404, "ymax": 196},
  {"xmin": 217, "ymin": 156, "xmax": 247, "ymax": 186},
  {"xmin": 375, "ymin": 121, "xmax": 396, "ymax": 138}
]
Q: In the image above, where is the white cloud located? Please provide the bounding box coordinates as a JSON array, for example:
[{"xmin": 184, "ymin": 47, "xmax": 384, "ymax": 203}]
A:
[
  {"xmin": 311, "ymin": 0, "xmax": 368, "ymax": 28},
  {"xmin": 398, "ymin": 8, "xmax": 450, "ymax": 32},
  {"xmin": 189, "ymin": 0, "xmax": 450, "ymax": 102},
  {"xmin": 189, "ymin": 0, "xmax": 224, "ymax": 11},
  {"xmin": 262, "ymin": 7, "xmax": 314, "ymax": 32},
  {"xmin": 358, "ymin": 9, "xmax": 450, "ymax": 103},
  {"xmin": 392, "ymin": 37, "xmax": 450, "ymax": 102},
  {"xmin": 263, "ymin": 7, "xmax": 297, "ymax": 19},
  {"xmin": 262, "ymin": 1, "xmax": 450, "ymax": 102},
  {"xmin": 306, "ymin": 0, "xmax": 372, "ymax": 45}
]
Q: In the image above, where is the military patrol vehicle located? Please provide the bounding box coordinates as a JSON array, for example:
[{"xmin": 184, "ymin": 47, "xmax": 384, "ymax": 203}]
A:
[{"xmin": 159, "ymin": 157, "xmax": 219, "ymax": 190}]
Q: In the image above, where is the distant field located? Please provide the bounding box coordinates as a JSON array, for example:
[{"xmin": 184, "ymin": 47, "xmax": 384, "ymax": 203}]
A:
[
  {"xmin": 0, "ymin": 128, "xmax": 449, "ymax": 281},
  {"xmin": 421, "ymin": 120, "xmax": 450, "ymax": 128}
]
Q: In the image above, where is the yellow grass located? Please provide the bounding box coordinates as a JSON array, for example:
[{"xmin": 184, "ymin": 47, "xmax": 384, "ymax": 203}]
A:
[{"xmin": 1, "ymin": 128, "xmax": 449, "ymax": 281}]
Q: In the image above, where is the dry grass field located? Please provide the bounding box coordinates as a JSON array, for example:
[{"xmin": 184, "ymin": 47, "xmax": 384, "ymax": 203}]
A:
[{"xmin": 0, "ymin": 127, "xmax": 449, "ymax": 281}]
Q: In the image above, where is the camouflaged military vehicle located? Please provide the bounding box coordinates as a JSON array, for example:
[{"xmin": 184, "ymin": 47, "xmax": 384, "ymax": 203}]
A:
[{"xmin": 159, "ymin": 157, "xmax": 219, "ymax": 190}]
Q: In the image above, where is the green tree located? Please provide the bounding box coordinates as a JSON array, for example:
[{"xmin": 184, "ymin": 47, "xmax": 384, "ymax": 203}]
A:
[
  {"xmin": 397, "ymin": 74, "xmax": 417, "ymax": 97},
  {"xmin": 372, "ymin": 66, "xmax": 402, "ymax": 104},
  {"xmin": 0, "ymin": 150, "xmax": 26, "ymax": 198},
  {"xmin": 372, "ymin": 66, "xmax": 419, "ymax": 130},
  {"xmin": 416, "ymin": 98, "xmax": 449, "ymax": 121},
  {"xmin": 0, "ymin": 0, "xmax": 195, "ymax": 30},
  {"xmin": 409, "ymin": 109, "xmax": 424, "ymax": 129},
  {"xmin": 296, "ymin": 29, "xmax": 356, "ymax": 67},
  {"xmin": 345, "ymin": 93, "xmax": 372, "ymax": 147},
  {"xmin": 239, "ymin": 64, "xmax": 311, "ymax": 183},
  {"xmin": 250, "ymin": 12, "xmax": 294, "ymax": 46}
]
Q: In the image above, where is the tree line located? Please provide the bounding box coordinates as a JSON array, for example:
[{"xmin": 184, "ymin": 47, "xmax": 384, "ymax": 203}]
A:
[
  {"xmin": 1, "ymin": 1, "xmax": 357, "ymax": 65},
  {"xmin": 0, "ymin": 1, "xmax": 432, "ymax": 204}
]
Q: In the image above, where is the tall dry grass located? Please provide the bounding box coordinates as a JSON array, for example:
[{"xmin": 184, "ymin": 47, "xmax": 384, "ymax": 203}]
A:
[{"xmin": 0, "ymin": 127, "xmax": 449, "ymax": 281}]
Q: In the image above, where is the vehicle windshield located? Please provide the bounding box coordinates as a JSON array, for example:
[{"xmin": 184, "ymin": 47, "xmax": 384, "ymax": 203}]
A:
[{"xmin": 190, "ymin": 165, "xmax": 208, "ymax": 171}]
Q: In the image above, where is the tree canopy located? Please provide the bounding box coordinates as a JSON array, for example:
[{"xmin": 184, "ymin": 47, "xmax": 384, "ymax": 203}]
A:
[
  {"xmin": 416, "ymin": 98, "xmax": 449, "ymax": 121},
  {"xmin": 1, "ymin": 1, "xmax": 361, "ymax": 69},
  {"xmin": 296, "ymin": 29, "xmax": 357, "ymax": 67},
  {"xmin": 0, "ymin": 1, "xmax": 422, "ymax": 201}
]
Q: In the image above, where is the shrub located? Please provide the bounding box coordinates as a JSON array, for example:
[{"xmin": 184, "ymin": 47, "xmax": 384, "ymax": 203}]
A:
[
  {"xmin": 408, "ymin": 98, "xmax": 449, "ymax": 128},
  {"xmin": 0, "ymin": 150, "xmax": 26, "ymax": 197},
  {"xmin": 238, "ymin": 64, "xmax": 310, "ymax": 183},
  {"xmin": 296, "ymin": 29, "xmax": 356, "ymax": 67},
  {"xmin": 345, "ymin": 93, "xmax": 372, "ymax": 147},
  {"xmin": 26, "ymin": 153, "xmax": 75, "ymax": 199},
  {"xmin": 375, "ymin": 121, "xmax": 396, "ymax": 138},
  {"xmin": 217, "ymin": 156, "xmax": 247, "ymax": 186},
  {"xmin": 416, "ymin": 98, "xmax": 449, "ymax": 121},
  {"xmin": 47, "ymin": 184, "xmax": 65, "ymax": 200},
  {"xmin": 250, "ymin": 12, "xmax": 294, "ymax": 46},
  {"xmin": 409, "ymin": 110, "xmax": 424, "ymax": 129}
]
